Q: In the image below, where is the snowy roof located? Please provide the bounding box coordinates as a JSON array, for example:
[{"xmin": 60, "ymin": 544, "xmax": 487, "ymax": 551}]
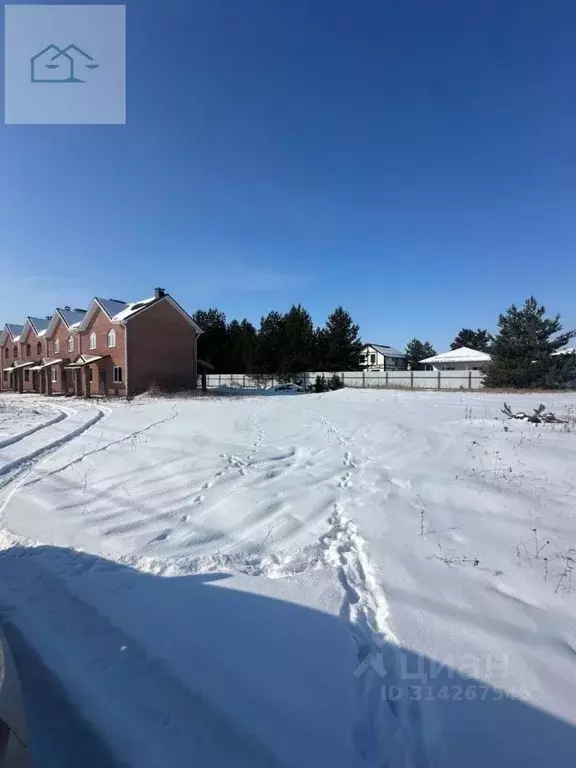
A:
[
  {"xmin": 111, "ymin": 296, "xmax": 156, "ymax": 321},
  {"xmin": 27, "ymin": 316, "xmax": 52, "ymax": 334},
  {"xmin": 1, "ymin": 323, "xmax": 24, "ymax": 345},
  {"xmin": 6, "ymin": 323, "xmax": 23, "ymax": 338},
  {"xmin": 95, "ymin": 298, "xmax": 128, "ymax": 318},
  {"xmin": 45, "ymin": 308, "xmax": 88, "ymax": 338},
  {"xmin": 58, "ymin": 308, "xmax": 87, "ymax": 327},
  {"xmin": 364, "ymin": 343, "xmax": 406, "ymax": 358},
  {"xmin": 420, "ymin": 346, "xmax": 491, "ymax": 364},
  {"xmin": 552, "ymin": 347, "xmax": 576, "ymax": 356}
]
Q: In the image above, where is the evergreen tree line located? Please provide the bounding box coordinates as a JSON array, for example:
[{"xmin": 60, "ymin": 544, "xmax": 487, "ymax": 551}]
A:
[
  {"xmin": 193, "ymin": 296, "xmax": 576, "ymax": 388},
  {"xmin": 191, "ymin": 305, "xmax": 363, "ymax": 374},
  {"xmin": 409, "ymin": 297, "xmax": 576, "ymax": 387}
]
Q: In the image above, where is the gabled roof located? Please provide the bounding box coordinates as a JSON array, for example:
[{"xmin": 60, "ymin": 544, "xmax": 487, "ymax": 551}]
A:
[
  {"xmin": 45, "ymin": 308, "xmax": 87, "ymax": 338},
  {"xmin": 78, "ymin": 293, "xmax": 202, "ymax": 334},
  {"xmin": 363, "ymin": 343, "xmax": 406, "ymax": 358},
  {"xmin": 420, "ymin": 346, "xmax": 491, "ymax": 364},
  {"xmin": 96, "ymin": 298, "xmax": 128, "ymax": 318},
  {"xmin": 0, "ymin": 323, "xmax": 24, "ymax": 345},
  {"xmin": 19, "ymin": 316, "xmax": 53, "ymax": 342}
]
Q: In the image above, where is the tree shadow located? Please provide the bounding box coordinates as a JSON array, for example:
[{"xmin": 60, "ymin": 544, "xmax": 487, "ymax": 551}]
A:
[{"xmin": 0, "ymin": 544, "xmax": 575, "ymax": 768}]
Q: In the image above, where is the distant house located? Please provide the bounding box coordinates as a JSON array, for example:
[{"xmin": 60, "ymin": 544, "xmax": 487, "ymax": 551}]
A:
[
  {"xmin": 360, "ymin": 344, "xmax": 407, "ymax": 371},
  {"xmin": 420, "ymin": 346, "xmax": 491, "ymax": 372}
]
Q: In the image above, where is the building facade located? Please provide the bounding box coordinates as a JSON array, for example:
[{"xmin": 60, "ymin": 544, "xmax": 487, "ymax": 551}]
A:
[
  {"xmin": 360, "ymin": 343, "xmax": 407, "ymax": 371},
  {"xmin": 0, "ymin": 289, "xmax": 201, "ymax": 398}
]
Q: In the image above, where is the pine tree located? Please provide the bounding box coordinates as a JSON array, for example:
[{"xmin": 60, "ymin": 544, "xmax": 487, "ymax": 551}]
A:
[
  {"xmin": 192, "ymin": 308, "xmax": 228, "ymax": 372},
  {"xmin": 226, "ymin": 319, "xmax": 257, "ymax": 373},
  {"xmin": 405, "ymin": 339, "xmax": 436, "ymax": 370},
  {"xmin": 485, "ymin": 297, "xmax": 576, "ymax": 388},
  {"xmin": 450, "ymin": 328, "xmax": 492, "ymax": 352},
  {"xmin": 321, "ymin": 306, "xmax": 363, "ymax": 371},
  {"xmin": 256, "ymin": 311, "xmax": 285, "ymax": 373},
  {"xmin": 279, "ymin": 304, "xmax": 316, "ymax": 374}
]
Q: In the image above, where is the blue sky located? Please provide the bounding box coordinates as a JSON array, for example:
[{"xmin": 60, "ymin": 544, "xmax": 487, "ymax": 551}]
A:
[{"xmin": 1, "ymin": 0, "xmax": 575, "ymax": 350}]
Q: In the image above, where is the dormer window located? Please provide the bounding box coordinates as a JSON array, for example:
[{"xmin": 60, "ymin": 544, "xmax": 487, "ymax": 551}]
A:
[
  {"xmin": 13, "ymin": 346, "xmax": 17, "ymax": 358},
  {"xmin": 107, "ymin": 328, "xmax": 116, "ymax": 348},
  {"xmin": 89, "ymin": 332, "xmax": 96, "ymax": 350},
  {"xmin": 26, "ymin": 343, "xmax": 31, "ymax": 357},
  {"xmin": 37, "ymin": 341, "xmax": 42, "ymax": 355},
  {"xmin": 54, "ymin": 338, "xmax": 60, "ymax": 354},
  {"xmin": 68, "ymin": 336, "xmax": 74, "ymax": 352}
]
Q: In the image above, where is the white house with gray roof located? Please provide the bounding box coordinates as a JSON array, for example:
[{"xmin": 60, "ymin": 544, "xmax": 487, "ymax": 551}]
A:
[{"xmin": 360, "ymin": 343, "xmax": 407, "ymax": 371}]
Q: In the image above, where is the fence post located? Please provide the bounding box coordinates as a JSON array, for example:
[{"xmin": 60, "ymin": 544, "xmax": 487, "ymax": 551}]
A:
[
  {"xmin": 468, "ymin": 371, "xmax": 472, "ymax": 390},
  {"xmin": 386, "ymin": 371, "xmax": 389, "ymax": 388},
  {"xmin": 438, "ymin": 370, "xmax": 441, "ymax": 390},
  {"xmin": 362, "ymin": 370, "xmax": 366, "ymax": 388},
  {"xmin": 219, "ymin": 374, "xmax": 222, "ymax": 387},
  {"xmin": 411, "ymin": 370, "xmax": 414, "ymax": 390}
]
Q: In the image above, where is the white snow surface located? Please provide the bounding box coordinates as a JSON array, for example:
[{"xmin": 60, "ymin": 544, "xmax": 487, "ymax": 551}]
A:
[{"xmin": 1, "ymin": 389, "xmax": 576, "ymax": 767}]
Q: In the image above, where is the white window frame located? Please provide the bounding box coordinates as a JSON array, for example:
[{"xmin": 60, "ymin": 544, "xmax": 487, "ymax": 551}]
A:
[
  {"xmin": 68, "ymin": 336, "xmax": 74, "ymax": 353},
  {"xmin": 113, "ymin": 366, "xmax": 123, "ymax": 383},
  {"xmin": 89, "ymin": 332, "xmax": 97, "ymax": 350},
  {"xmin": 54, "ymin": 338, "xmax": 60, "ymax": 354},
  {"xmin": 107, "ymin": 328, "xmax": 116, "ymax": 348},
  {"xmin": 51, "ymin": 367, "xmax": 58, "ymax": 383}
]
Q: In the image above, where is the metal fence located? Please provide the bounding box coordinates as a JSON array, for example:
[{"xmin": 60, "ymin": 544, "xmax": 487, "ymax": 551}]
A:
[{"xmin": 201, "ymin": 370, "xmax": 486, "ymax": 391}]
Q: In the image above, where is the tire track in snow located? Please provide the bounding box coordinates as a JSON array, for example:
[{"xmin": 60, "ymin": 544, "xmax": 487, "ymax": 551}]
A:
[
  {"xmin": 0, "ymin": 406, "xmax": 106, "ymax": 513},
  {"xmin": 0, "ymin": 408, "xmax": 67, "ymax": 450}
]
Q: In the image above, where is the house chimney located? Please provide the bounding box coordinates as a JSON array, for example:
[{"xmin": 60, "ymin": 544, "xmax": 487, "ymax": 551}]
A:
[
  {"xmin": 155, "ymin": 287, "xmax": 166, "ymax": 299},
  {"xmin": 74, "ymin": 308, "xmax": 87, "ymax": 314},
  {"xmin": 64, "ymin": 306, "xmax": 71, "ymax": 311}
]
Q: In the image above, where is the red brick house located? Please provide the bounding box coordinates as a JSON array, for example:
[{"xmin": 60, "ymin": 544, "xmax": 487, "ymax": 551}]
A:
[
  {"xmin": 0, "ymin": 324, "xmax": 24, "ymax": 392},
  {"xmin": 67, "ymin": 288, "xmax": 201, "ymax": 397},
  {"xmin": 1, "ymin": 289, "xmax": 201, "ymax": 398},
  {"xmin": 39, "ymin": 307, "xmax": 88, "ymax": 395},
  {"xmin": 17, "ymin": 316, "xmax": 54, "ymax": 393}
]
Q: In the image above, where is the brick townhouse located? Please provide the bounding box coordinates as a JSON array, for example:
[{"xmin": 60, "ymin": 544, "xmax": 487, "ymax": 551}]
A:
[
  {"xmin": 0, "ymin": 323, "xmax": 24, "ymax": 392},
  {"xmin": 0, "ymin": 288, "xmax": 201, "ymax": 398}
]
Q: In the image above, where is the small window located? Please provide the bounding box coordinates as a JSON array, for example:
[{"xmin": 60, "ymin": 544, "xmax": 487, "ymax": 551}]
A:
[
  {"xmin": 24, "ymin": 370, "xmax": 29, "ymax": 382},
  {"xmin": 113, "ymin": 366, "xmax": 123, "ymax": 383},
  {"xmin": 68, "ymin": 336, "xmax": 74, "ymax": 352},
  {"xmin": 370, "ymin": 353, "xmax": 376, "ymax": 364},
  {"xmin": 4, "ymin": 348, "xmax": 7, "ymax": 358},
  {"xmin": 89, "ymin": 332, "xmax": 96, "ymax": 350},
  {"xmin": 37, "ymin": 341, "xmax": 42, "ymax": 356},
  {"xmin": 26, "ymin": 343, "xmax": 31, "ymax": 357},
  {"xmin": 2, "ymin": 371, "xmax": 7, "ymax": 382},
  {"xmin": 13, "ymin": 346, "xmax": 17, "ymax": 358},
  {"xmin": 51, "ymin": 368, "xmax": 58, "ymax": 383},
  {"xmin": 107, "ymin": 328, "xmax": 116, "ymax": 348},
  {"xmin": 54, "ymin": 338, "xmax": 60, "ymax": 354}
]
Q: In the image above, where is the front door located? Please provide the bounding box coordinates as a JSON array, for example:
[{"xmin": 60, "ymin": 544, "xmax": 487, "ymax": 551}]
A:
[{"xmin": 99, "ymin": 370, "xmax": 107, "ymax": 395}]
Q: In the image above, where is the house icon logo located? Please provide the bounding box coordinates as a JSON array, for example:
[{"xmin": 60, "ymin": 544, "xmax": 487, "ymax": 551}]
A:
[{"xmin": 30, "ymin": 44, "xmax": 100, "ymax": 83}]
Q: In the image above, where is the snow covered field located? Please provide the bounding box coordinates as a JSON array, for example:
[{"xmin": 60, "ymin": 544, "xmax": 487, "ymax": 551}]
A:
[{"xmin": 1, "ymin": 389, "xmax": 576, "ymax": 767}]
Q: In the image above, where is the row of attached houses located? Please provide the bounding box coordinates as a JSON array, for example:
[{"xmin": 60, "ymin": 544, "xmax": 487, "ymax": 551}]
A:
[{"xmin": 0, "ymin": 289, "xmax": 201, "ymax": 398}]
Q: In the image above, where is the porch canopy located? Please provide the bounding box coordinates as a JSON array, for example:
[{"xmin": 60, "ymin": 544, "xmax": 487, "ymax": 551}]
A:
[
  {"xmin": 28, "ymin": 357, "xmax": 63, "ymax": 371},
  {"xmin": 64, "ymin": 354, "xmax": 108, "ymax": 369}
]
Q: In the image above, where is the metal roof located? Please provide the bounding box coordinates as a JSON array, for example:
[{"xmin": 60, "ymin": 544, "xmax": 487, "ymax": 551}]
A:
[{"xmin": 364, "ymin": 343, "xmax": 406, "ymax": 358}]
